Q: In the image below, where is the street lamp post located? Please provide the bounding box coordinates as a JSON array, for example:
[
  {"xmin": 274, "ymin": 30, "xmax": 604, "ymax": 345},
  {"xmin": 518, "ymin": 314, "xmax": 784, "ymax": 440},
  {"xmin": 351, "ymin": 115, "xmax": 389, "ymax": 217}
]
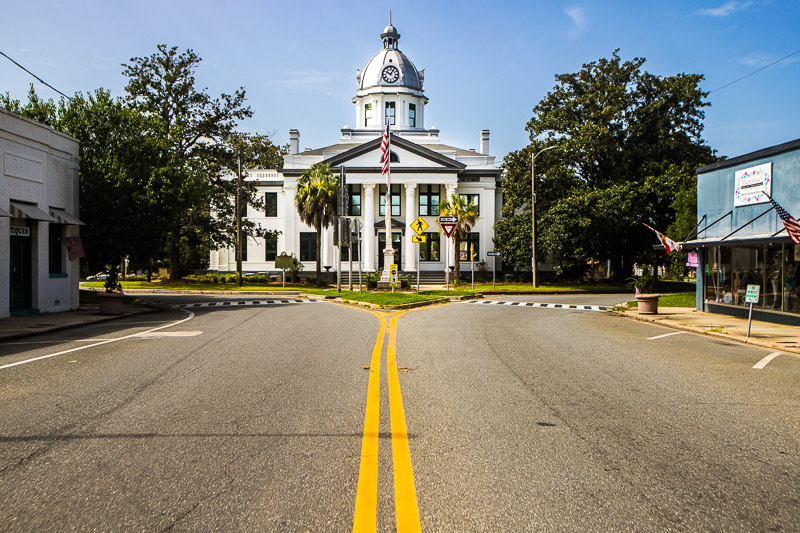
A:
[{"xmin": 532, "ymin": 145, "xmax": 556, "ymax": 288}]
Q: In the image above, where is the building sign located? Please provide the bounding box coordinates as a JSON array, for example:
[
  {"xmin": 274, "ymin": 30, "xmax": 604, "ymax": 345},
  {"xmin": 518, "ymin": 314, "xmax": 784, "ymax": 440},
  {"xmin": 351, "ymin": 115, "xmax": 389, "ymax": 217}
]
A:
[
  {"xmin": 10, "ymin": 226, "xmax": 30, "ymax": 237},
  {"xmin": 734, "ymin": 162, "xmax": 772, "ymax": 207},
  {"xmin": 686, "ymin": 250, "xmax": 699, "ymax": 267}
]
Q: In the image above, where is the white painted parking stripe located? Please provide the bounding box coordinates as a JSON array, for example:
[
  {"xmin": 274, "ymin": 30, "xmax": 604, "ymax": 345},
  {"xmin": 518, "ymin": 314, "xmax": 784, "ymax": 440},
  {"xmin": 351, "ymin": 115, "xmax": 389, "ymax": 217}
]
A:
[
  {"xmin": 753, "ymin": 352, "xmax": 782, "ymax": 370},
  {"xmin": 464, "ymin": 300, "xmax": 611, "ymax": 312},
  {"xmin": 647, "ymin": 331, "xmax": 687, "ymax": 340},
  {"xmin": 0, "ymin": 310, "xmax": 195, "ymax": 371},
  {"xmin": 170, "ymin": 299, "xmax": 311, "ymax": 309}
]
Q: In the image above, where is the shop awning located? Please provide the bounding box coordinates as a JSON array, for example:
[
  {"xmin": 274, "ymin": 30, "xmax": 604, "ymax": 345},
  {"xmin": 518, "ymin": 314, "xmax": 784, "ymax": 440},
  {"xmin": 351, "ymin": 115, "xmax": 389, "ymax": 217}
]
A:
[
  {"xmin": 9, "ymin": 201, "xmax": 57, "ymax": 222},
  {"xmin": 49, "ymin": 208, "xmax": 84, "ymax": 225},
  {"xmin": 0, "ymin": 206, "xmax": 11, "ymax": 217},
  {"xmin": 681, "ymin": 232, "xmax": 794, "ymax": 249}
]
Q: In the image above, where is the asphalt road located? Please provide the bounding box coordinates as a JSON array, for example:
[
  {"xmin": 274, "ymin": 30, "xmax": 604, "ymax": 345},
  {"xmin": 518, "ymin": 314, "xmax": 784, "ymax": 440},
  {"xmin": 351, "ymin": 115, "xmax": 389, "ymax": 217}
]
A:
[{"xmin": 1, "ymin": 295, "xmax": 799, "ymax": 531}]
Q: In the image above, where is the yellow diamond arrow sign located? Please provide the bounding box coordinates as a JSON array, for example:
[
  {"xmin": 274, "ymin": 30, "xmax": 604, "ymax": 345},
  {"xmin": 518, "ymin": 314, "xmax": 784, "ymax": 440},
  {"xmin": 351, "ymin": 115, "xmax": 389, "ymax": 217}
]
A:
[{"xmin": 411, "ymin": 216, "xmax": 428, "ymax": 235}]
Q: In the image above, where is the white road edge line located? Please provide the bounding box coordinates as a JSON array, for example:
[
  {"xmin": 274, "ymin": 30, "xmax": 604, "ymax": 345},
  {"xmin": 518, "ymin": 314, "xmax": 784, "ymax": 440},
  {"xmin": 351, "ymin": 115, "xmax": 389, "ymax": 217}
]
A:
[
  {"xmin": 0, "ymin": 310, "xmax": 195, "ymax": 371},
  {"xmin": 647, "ymin": 331, "xmax": 687, "ymax": 340},
  {"xmin": 753, "ymin": 352, "xmax": 782, "ymax": 370}
]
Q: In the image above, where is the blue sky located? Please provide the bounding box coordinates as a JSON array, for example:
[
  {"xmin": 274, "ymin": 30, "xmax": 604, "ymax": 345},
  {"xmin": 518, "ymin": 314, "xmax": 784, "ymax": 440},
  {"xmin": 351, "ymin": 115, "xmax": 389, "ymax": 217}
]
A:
[{"xmin": 2, "ymin": 1, "xmax": 798, "ymax": 163}]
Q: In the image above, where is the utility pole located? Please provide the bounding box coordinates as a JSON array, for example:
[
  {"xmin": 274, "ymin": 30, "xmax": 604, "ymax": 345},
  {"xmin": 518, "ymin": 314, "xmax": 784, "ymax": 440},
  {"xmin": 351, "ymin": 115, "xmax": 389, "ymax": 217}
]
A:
[
  {"xmin": 236, "ymin": 154, "xmax": 243, "ymax": 287},
  {"xmin": 531, "ymin": 145, "xmax": 556, "ymax": 288}
]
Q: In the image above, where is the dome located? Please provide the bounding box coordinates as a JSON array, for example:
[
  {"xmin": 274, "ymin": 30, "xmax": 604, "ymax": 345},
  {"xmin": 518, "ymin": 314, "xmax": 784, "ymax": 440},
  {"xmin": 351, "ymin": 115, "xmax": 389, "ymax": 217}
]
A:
[{"xmin": 356, "ymin": 24, "xmax": 424, "ymax": 92}]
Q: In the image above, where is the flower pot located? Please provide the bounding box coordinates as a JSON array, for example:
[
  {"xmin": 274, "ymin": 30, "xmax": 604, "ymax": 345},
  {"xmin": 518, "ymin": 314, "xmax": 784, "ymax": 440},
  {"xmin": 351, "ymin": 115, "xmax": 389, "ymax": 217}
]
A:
[
  {"xmin": 636, "ymin": 293, "xmax": 660, "ymax": 315},
  {"xmin": 98, "ymin": 291, "xmax": 123, "ymax": 315}
]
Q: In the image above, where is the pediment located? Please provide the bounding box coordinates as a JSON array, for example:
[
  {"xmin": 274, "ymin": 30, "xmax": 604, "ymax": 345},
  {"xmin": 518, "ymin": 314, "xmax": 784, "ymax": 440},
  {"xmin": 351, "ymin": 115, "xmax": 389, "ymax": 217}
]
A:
[{"xmin": 323, "ymin": 135, "xmax": 466, "ymax": 171}]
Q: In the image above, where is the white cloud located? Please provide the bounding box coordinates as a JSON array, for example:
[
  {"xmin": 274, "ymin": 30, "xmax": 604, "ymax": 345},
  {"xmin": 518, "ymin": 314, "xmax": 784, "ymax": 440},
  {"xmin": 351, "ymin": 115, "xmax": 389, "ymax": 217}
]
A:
[
  {"xmin": 565, "ymin": 6, "xmax": 587, "ymax": 38},
  {"xmin": 738, "ymin": 52, "xmax": 800, "ymax": 67},
  {"xmin": 698, "ymin": 1, "xmax": 754, "ymax": 17}
]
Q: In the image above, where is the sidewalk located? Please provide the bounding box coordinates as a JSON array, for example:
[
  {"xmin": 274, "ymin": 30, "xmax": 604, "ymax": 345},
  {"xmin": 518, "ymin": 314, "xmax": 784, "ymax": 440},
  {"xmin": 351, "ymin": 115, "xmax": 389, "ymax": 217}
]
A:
[
  {"xmin": 619, "ymin": 306, "xmax": 800, "ymax": 356},
  {"xmin": 0, "ymin": 303, "xmax": 156, "ymax": 342}
]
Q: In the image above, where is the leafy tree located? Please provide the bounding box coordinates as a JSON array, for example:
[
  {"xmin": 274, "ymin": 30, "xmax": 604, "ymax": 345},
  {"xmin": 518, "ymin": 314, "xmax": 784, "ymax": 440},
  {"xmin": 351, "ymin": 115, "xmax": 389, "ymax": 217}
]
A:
[
  {"xmin": 1, "ymin": 87, "xmax": 165, "ymax": 274},
  {"xmin": 122, "ymin": 44, "xmax": 253, "ymax": 279},
  {"xmin": 294, "ymin": 162, "xmax": 339, "ymax": 278},
  {"xmin": 439, "ymin": 194, "xmax": 479, "ymax": 280},
  {"xmin": 496, "ymin": 50, "xmax": 716, "ymax": 280}
]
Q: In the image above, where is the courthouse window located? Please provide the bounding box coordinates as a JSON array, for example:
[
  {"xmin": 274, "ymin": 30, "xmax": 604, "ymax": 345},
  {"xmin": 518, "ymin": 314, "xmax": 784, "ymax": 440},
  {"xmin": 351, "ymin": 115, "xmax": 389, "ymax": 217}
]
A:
[
  {"xmin": 265, "ymin": 192, "xmax": 277, "ymax": 217},
  {"xmin": 364, "ymin": 103, "xmax": 372, "ymax": 127},
  {"xmin": 459, "ymin": 232, "xmax": 480, "ymax": 261},
  {"xmin": 265, "ymin": 233, "xmax": 277, "ymax": 261},
  {"xmin": 419, "ymin": 184, "xmax": 440, "ymax": 216},
  {"xmin": 348, "ymin": 184, "xmax": 361, "ymax": 216},
  {"xmin": 409, "ymin": 103, "xmax": 416, "ymax": 127},
  {"xmin": 459, "ymin": 193, "xmax": 480, "ymax": 216},
  {"xmin": 379, "ymin": 184, "xmax": 401, "ymax": 217},
  {"xmin": 385, "ymin": 102, "xmax": 396, "ymax": 125},
  {"xmin": 299, "ymin": 232, "xmax": 317, "ymax": 261},
  {"xmin": 419, "ymin": 232, "xmax": 440, "ymax": 261}
]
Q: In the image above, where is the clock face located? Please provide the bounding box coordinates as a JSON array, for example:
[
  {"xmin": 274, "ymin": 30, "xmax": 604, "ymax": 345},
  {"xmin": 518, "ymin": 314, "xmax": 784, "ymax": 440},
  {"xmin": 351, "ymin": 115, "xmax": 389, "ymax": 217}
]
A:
[{"xmin": 382, "ymin": 66, "xmax": 400, "ymax": 83}]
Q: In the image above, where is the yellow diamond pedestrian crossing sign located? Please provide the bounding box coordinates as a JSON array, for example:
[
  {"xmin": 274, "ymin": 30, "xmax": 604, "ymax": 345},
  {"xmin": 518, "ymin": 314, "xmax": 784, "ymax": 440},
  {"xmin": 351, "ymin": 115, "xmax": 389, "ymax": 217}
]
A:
[{"xmin": 411, "ymin": 216, "xmax": 428, "ymax": 235}]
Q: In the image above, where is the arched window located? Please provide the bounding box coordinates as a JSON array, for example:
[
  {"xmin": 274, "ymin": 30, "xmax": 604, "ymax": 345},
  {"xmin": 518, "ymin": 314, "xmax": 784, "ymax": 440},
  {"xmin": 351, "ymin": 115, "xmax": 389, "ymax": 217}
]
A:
[{"xmin": 390, "ymin": 151, "xmax": 399, "ymax": 163}]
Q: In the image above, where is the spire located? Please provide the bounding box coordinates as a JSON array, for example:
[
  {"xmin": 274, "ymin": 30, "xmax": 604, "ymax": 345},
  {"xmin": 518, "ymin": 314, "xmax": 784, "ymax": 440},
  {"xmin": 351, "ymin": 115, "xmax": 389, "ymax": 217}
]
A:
[{"xmin": 381, "ymin": 17, "xmax": 400, "ymax": 50}]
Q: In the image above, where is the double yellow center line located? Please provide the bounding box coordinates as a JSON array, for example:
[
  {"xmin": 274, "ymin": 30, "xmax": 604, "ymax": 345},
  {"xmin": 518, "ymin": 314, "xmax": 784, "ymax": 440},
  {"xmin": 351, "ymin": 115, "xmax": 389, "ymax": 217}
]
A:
[{"xmin": 351, "ymin": 308, "xmax": 423, "ymax": 533}]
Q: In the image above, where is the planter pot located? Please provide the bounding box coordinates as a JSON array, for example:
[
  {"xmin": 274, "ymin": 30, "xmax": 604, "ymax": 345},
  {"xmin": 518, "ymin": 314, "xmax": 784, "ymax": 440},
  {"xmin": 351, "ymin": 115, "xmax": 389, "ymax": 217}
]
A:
[
  {"xmin": 636, "ymin": 293, "xmax": 660, "ymax": 315},
  {"xmin": 98, "ymin": 291, "xmax": 123, "ymax": 315}
]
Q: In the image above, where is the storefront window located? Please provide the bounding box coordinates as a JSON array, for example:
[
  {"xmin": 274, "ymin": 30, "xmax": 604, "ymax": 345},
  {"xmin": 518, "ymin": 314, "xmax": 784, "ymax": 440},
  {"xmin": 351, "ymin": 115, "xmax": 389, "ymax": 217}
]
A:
[
  {"xmin": 705, "ymin": 246, "xmax": 731, "ymax": 303},
  {"xmin": 705, "ymin": 243, "xmax": 800, "ymax": 315},
  {"xmin": 785, "ymin": 244, "xmax": 800, "ymax": 313},
  {"xmin": 731, "ymin": 245, "xmax": 763, "ymax": 306}
]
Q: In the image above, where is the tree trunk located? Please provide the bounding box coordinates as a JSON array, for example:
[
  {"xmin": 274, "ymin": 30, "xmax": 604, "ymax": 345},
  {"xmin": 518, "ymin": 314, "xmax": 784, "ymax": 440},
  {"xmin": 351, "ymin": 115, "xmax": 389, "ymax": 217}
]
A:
[
  {"xmin": 169, "ymin": 240, "xmax": 182, "ymax": 281},
  {"xmin": 315, "ymin": 223, "xmax": 322, "ymax": 278}
]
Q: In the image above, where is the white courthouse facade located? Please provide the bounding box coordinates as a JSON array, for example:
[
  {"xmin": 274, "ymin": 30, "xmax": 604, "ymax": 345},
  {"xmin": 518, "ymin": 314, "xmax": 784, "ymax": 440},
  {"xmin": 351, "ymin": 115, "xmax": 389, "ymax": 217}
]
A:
[{"xmin": 209, "ymin": 24, "xmax": 502, "ymax": 279}]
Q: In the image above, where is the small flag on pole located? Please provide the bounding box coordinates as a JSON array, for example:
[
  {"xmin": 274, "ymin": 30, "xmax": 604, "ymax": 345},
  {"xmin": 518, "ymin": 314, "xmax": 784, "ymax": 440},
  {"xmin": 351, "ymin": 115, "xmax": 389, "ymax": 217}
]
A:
[
  {"xmin": 768, "ymin": 196, "xmax": 800, "ymax": 244},
  {"xmin": 644, "ymin": 223, "xmax": 681, "ymax": 253},
  {"xmin": 380, "ymin": 122, "xmax": 390, "ymax": 185}
]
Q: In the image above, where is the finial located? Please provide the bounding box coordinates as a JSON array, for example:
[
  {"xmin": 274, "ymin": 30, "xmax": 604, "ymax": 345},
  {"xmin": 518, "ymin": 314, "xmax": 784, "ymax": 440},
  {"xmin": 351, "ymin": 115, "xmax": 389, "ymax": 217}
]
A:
[{"xmin": 389, "ymin": 10, "xmax": 392, "ymax": 25}]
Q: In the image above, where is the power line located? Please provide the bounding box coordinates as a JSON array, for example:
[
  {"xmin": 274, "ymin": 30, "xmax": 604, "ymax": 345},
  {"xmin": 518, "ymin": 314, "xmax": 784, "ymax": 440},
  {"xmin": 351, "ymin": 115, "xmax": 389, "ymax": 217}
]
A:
[
  {"xmin": 709, "ymin": 48, "xmax": 800, "ymax": 94},
  {"xmin": 0, "ymin": 49, "xmax": 73, "ymax": 101}
]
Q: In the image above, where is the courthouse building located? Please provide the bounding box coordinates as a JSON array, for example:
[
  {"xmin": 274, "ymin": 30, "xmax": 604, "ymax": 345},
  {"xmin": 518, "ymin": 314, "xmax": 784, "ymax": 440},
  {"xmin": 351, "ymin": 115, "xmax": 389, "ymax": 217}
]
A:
[
  {"xmin": 1, "ymin": 107, "xmax": 82, "ymax": 317},
  {"xmin": 209, "ymin": 23, "xmax": 502, "ymax": 280},
  {"xmin": 684, "ymin": 138, "xmax": 800, "ymax": 325}
]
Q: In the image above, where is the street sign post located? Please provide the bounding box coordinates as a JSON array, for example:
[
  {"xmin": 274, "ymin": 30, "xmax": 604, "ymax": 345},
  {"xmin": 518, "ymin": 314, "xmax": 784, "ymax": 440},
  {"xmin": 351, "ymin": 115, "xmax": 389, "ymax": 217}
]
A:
[
  {"xmin": 745, "ymin": 284, "xmax": 760, "ymax": 337},
  {"xmin": 390, "ymin": 264, "xmax": 399, "ymax": 292},
  {"xmin": 275, "ymin": 252, "xmax": 293, "ymax": 287},
  {"xmin": 487, "ymin": 251, "xmax": 501, "ymax": 288}
]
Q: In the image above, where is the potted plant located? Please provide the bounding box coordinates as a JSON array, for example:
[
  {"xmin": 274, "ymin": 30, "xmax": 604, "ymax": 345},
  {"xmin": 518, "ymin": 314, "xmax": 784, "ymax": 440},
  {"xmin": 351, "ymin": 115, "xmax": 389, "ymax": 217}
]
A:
[
  {"xmin": 628, "ymin": 266, "xmax": 660, "ymax": 314},
  {"xmin": 98, "ymin": 265, "xmax": 124, "ymax": 315}
]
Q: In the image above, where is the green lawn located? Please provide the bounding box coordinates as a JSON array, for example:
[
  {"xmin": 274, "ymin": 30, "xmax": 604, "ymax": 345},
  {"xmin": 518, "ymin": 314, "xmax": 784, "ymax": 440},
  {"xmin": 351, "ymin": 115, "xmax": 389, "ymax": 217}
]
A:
[{"xmin": 657, "ymin": 292, "xmax": 696, "ymax": 307}]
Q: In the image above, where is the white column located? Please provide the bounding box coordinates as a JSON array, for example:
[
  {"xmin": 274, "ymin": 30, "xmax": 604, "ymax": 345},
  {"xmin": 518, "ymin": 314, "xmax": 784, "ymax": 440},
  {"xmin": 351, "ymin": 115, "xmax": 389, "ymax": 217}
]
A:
[
  {"xmin": 363, "ymin": 183, "xmax": 376, "ymax": 272},
  {"xmin": 322, "ymin": 226, "xmax": 331, "ymax": 269},
  {"xmin": 404, "ymin": 183, "xmax": 417, "ymax": 272}
]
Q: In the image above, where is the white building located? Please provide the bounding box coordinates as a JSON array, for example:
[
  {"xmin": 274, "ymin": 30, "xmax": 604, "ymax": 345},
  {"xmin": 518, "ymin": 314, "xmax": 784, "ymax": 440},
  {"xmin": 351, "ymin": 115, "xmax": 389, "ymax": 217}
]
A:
[
  {"xmin": 1, "ymin": 107, "xmax": 82, "ymax": 317},
  {"xmin": 209, "ymin": 23, "xmax": 502, "ymax": 280}
]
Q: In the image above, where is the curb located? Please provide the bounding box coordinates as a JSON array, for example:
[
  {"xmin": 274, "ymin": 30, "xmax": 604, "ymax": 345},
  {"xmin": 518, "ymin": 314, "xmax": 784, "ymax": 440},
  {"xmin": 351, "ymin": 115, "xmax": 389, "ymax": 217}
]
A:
[
  {"xmin": 0, "ymin": 307, "xmax": 159, "ymax": 342},
  {"xmin": 615, "ymin": 310, "xmax": 800, "ymax": 356}
]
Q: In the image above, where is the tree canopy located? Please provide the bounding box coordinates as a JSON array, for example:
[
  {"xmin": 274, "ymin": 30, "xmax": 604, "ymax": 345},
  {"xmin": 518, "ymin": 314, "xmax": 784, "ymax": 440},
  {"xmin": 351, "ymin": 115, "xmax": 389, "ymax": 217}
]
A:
[
  {"xmin": 2, "ymin": 44, "xmax": 286, "ymax": 279},
  {"xmin": 495, "ymin": 50, "xmax": 716, "ymax": 280},
  {"xmin": 122, "ymin": 44, "xmax": 254, "ymax": 279}
]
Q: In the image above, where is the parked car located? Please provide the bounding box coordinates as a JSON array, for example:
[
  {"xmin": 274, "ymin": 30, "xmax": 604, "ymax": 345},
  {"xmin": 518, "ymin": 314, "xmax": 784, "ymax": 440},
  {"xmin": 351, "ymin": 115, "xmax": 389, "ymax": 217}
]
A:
[{"xmin": 86, "ymin": 272, "xmax": 109, "ymax": 280}]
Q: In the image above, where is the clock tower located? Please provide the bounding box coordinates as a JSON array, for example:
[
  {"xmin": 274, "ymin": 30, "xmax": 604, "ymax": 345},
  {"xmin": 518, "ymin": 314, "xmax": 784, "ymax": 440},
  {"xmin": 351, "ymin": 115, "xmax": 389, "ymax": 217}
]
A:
[{"xmin": 354, "ymin": 23, "xmax": 428, "ymax": 131}]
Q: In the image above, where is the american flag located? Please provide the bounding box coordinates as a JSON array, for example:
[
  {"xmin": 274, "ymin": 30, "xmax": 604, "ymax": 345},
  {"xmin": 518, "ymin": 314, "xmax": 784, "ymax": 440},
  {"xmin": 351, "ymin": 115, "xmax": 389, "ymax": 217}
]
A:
[
  {"xmin": 769, "ymin": 196, "xmax": 800, "ymax": 244},
  {"xmin": 380, "ymin": 122, "xmax": 390, "ymax": 184},
  {"xmin": 643, "ymin": 223, "xmax": 681, "ymax": 253}
]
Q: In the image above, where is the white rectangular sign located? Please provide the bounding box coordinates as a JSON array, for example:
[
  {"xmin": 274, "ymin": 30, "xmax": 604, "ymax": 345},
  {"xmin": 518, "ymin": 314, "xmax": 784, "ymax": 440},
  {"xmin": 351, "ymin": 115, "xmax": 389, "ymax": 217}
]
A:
[
  {"xmin": 734, "ymin": 162, "xmax": 772, "ymax": 207},
  {"xmin": 745, "ymin": 284, "xmax": 760, "ymax": 304},
  {"xmin": 10, "ymin": 226, "xmax": 30, "ymax": 237}
]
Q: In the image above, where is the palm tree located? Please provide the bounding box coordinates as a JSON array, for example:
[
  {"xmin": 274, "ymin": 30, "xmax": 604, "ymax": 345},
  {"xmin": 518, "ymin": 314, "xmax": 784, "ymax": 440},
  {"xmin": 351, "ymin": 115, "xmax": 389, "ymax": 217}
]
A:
[
  {"xmin": 439, "ymin": 193, "xmax": 479, "ymax": 280},
  {"xmin": 295, "ymin": 162, "xmax": 338, "ymax": 278}
]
